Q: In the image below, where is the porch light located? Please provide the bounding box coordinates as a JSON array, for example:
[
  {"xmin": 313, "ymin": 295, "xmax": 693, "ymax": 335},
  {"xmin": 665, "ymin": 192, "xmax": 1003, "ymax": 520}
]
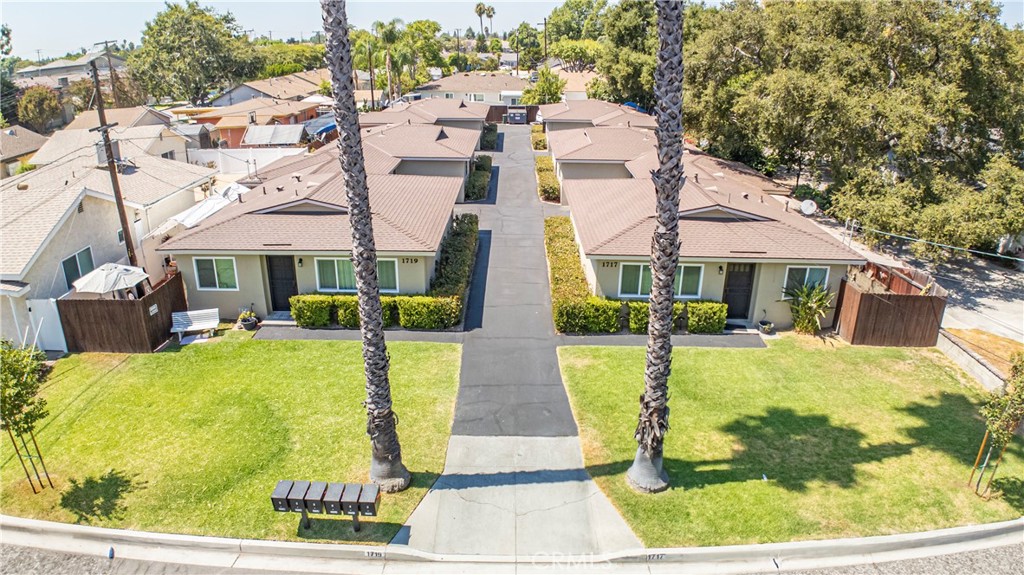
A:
[
  {"xmin": 298, "ymin": 258, "xmax": 303, "ymax": 268},
  {"xmin": 718, "ymin": 265, "xmax": 724, "ymax": 275}
]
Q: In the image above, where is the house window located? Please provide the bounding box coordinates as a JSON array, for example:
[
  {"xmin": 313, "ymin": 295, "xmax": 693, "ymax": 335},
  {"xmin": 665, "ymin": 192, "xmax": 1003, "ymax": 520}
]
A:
[
  {"xmin": 160, "ymin": 150, "xmax": 176, "ymax": 160},
  {"xmin": 316, "ymin": 258, "xmax": 398, "ymax": 293},
  {"xmin": 62, "ymin": 247, "xmax": 95, "ymax": 290},
  {"xmin": 510, "ymin": 98, "xmax": 520, "ymax": 106},
  {"xmin": 445, "ymin": 92, "xmax": 454, "ymax": 99},
  {"xmin": 194, "ymin": 257, "xmax": 238, "ymax": 291},
  {"xmin": 783, "ymin": 266, "xmax": 829, "ymax": 298},
  {"xmin": 619, "ymin": 263, "xmax": 703, "ymax": 299},
  {"xmin": 471, "ymin": 93, "xmax": 485, "ymax": 102},
  {"xmin": 117, "ymin": 229, "xmax": 125, "ymax": 244}
]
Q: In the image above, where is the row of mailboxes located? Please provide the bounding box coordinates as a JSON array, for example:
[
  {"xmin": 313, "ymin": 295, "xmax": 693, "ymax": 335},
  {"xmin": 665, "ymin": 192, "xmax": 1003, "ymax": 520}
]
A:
[{"xmin": 271, "ymin": 480, "xmax": 380, "ymax": 517}]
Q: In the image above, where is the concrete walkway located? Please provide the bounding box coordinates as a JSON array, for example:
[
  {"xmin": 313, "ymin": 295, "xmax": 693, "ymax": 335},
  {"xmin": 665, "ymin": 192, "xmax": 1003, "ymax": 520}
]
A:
[{"xmin": 395, "ymin": 125, "xmax": 642, "ymax": 556}]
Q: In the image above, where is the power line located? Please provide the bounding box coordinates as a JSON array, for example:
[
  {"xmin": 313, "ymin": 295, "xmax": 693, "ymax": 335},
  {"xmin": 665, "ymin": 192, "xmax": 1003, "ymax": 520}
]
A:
[{"xmin": 854, "ymin": 224, "xmax": 1024, "ymax": 264}]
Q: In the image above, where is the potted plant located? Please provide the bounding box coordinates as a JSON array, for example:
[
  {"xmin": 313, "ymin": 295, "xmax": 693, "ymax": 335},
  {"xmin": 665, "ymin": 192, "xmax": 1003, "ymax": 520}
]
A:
[
  {"xmin": 758, "ymin": 320, "xmax": 774, "ymax": 334},
  {"xmin": 238, "ymin": 310, "xmax": 258, "ymax": 331}
]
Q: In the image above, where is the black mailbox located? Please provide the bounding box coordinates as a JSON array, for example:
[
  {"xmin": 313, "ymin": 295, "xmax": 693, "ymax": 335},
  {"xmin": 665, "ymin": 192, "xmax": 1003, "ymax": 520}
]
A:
[
  {"xmin": 304, "ymin": 481, "xmax": 327, "ymax": 514},
  {"xmin": 271, "ymin": 480, "xmax": 293, "ymax": 512},
  {"xmin": 323, "ymin": 483, "xmax": 344, "ymax": 515},
  {"xmin": 358, "ymin": 484, "xmax": 380, "ymax": 516},
  {"xmin": 340, "ymin": 483, "xmax": 362, "ymax": 516},
  {"xmin": 288, "ymin": 480, "xmax": 310, "ymax": 513}
]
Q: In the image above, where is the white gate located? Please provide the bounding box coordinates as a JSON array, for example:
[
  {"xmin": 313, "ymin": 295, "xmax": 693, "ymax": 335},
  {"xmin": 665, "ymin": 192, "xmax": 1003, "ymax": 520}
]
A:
[{"xmin": 26, "ymin": 298, "xmax": 67, "ymax": 352}]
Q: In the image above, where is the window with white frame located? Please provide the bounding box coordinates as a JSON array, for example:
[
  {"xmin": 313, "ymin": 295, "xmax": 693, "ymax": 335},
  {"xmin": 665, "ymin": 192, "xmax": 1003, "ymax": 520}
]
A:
[
  {"xmin": 783, "ymin": 266, "xmax": 829, "ymax": 298},
  {"xmin": 62, "ymin": 247, "xmax": 95, "ymax": 290},
  {"xmin": 445, "ymin": 92, "xmax": 454, "ymax": 99},
  {"xmin": 471, "ymin": 93, "xmax": 485, "ymax": 102},
  {"xmin": 316, "ymin": 258, "xmax": 397, "ymax": 293},
  {"xmin": 619, "ymin": 263, "xmax": 703, "ymax": 299},
  {"xmin": 194, "ymin": 257, "xmax": 238, "ymax": 290}
]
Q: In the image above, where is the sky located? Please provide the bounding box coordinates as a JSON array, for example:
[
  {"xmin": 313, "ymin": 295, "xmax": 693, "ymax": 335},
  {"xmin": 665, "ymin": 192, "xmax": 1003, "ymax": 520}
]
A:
[{"xmin": 2, "ymin": 0, "xmax": 1023, "ymax": 61}]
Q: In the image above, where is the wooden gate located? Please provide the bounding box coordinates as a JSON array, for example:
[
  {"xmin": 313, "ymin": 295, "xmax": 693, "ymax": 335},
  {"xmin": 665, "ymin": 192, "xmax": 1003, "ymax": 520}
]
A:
[{"xmin": 835, "ymin": 264, "xmax": 948, "ymax": 347}]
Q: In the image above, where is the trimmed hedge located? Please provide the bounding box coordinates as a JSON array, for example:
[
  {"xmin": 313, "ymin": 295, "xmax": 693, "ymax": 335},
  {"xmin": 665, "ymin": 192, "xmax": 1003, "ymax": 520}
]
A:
[
  {"xmin": 475, "ymin": 155, "xmax": 492, "ymax": 172},
  {"xmin": 397, "ymin": 296, "xmax": 461, "ymax": 329},
  {"xmin": 531, "ymin": 124, "xmax": 544, "ymax": 134},
  {"xmin": 466, "ymin": 170, "xmax": 491, "ymax": 201},
  {"xmin": 531, "ymin": 133, "xmax": 547, "ymax": 150},
  {"xmin": 545, "ymin": 217, "xmax": 622, "ymax": 333},
  {"xmin": 687, "ymin": 301, "xmax": 728, "ymax": 334},
  {"xmin": 535, "ymin": 155, "xmax": 554, "ymax": 173},
  {"xmin": 628, "ymin": 301, "xmax": 686, "ymax": 334},
  {"xmin": 331, "ymin": 295, "xmax": 397, "ymax": 328},
  {"xmin": 430, "ymin": 213, "xmax": 479, "ymax": 298},
  {"xmin": 289, "ymin": 294, "xmax": 333, "ymax": 328},
  {"xmin": 554, "ymin": 297, "xmax": 622, "ymax": 333},
  {"xmin": 481, "ymin": 123, "xmax": 498, "ymax": 150},
  {"xmin": 537, "ymin": 170, "xmax": 560, "ymax": 202}
]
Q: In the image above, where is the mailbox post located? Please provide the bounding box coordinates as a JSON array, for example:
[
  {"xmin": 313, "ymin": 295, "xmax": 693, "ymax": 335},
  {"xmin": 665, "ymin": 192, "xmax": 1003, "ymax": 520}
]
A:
[
  {"xmin": 288, "ymin": 480, "xmax": 311, "ymax": 529},
  {"xmin": 272, "ymin": 480, "xmax": 379, "ymax": 533},
  {"xmin": 341, "ymin": 483, "xmax": 363, "ymax": 532}
]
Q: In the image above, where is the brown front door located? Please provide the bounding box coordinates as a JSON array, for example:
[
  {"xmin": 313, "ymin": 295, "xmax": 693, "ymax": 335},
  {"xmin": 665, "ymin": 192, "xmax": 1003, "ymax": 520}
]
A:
[
  {"xmin": 266, "ymin": 256, "xmax": 298, "ymax": 312},
  {"xmin": 723, "ymin": 263, "xmax": 755, "ymax": 320}
]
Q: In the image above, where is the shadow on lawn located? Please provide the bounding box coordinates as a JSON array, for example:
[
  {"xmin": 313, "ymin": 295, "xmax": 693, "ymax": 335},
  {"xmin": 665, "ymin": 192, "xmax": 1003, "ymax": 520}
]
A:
[
  {"xmin": 900, "ymin": 392, "xmax": 1024, "ymax": 466},
  {"xmin": 990, "ymin": 477, "xmax": 1024, "ymax": 514},
  {"xmin": 60, "ymin": 469, "xmax": 143, "ymax": 524},
  {"xmin": 589, "ymin": 408, "xmax": 912, "ymax": 492}
]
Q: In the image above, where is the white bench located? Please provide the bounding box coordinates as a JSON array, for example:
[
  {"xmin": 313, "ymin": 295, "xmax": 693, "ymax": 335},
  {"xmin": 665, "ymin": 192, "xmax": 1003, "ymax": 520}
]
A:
[{"xmin": 170, "ymin": 309, "xmax": 221, "ymax": 342}]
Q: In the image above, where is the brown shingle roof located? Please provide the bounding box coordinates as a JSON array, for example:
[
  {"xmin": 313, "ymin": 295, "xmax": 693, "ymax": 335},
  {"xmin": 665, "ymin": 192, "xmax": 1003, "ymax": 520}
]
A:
[
  {"xmin": 359, "ymin": 99, "xmax": 490, "ymax": 127},
  {"xmin": 559, "ymin": 70, "xmax": 599, "ymax": 94},
  {"xmin": 194, "ymin": 98, "xmax": 320, "ymax": 128},
  {"xmin": 362, "ymin": 124, "xmax": 478, "ymax": 159},
  {"xmin": 160, "ymin": 173, "xmax": 460, "ymax": 254},
  {"xmin": 564, "ymin": 150, "xmax": 864, "ymax": 263},
  {"xmin": 30, "ymin": 125, "xmax": 174, "ymax": 166},
  {"xmin": 65, "ymin": 106, "xmax": 170, "ymax": 130},
  {"xmin": 548, "ymin": 127, "xmax": 656, "ymax": 162},
  {"xmin": 0, "ymin": 125, "xmax": 48, "ymax": 161},
  {"xmin": 415, "ymin": 72, "xmax": 529, "ymax": 94},
  {"xmin": 539, "ymin": 99, "xmax": 657, "ymax": 129}
]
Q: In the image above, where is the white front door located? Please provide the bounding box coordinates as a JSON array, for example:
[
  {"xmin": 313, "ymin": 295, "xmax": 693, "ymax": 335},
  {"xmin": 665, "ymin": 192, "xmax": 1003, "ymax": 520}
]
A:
[{"xmin": 26, "ymin": 298, "xmax": 67, "ymax": 352}]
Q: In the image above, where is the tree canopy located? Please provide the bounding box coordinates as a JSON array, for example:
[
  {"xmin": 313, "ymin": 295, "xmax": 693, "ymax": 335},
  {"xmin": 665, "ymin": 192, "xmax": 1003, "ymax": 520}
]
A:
[
  {"xmin": 520, "ymin": 67, "xmax": 566, "ymax": 105},
  {"xmin": 16, "ymin": 86, "xmax": 60, "ymax": 132},
  {"xmin": 0, "ymin": 341, "xmax": 49, "ymax": 437}
]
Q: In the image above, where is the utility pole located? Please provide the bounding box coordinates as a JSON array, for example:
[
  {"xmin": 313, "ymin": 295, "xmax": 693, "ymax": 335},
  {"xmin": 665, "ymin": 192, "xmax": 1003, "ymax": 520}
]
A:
[
  {"xmin": 97, "ymin": 40, "xmax": 121, "ymax": 108},
  {"xmin": 538, "ymin": 18, "xmax": 547, "ymax": 65},
  {"xmin": 34, "ymin": 49, "xmax": 42, "ymax": 63},
  {"xmin": 89, "ymin": 60, "xmax": 137, "ymax": 268}
]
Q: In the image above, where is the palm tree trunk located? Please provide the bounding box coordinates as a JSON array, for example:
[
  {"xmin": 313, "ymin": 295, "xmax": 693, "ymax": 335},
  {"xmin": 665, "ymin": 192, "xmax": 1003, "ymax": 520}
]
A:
[
  {"xmin": 385, "ymin": 49, "xmax": 393, "ymax": 104},
  {"xmin": 626, "ymin": 0, "xmax": 684, "ymax": 495},
  {"xmin": 320, "ymin": 0, "xmax": 410, "ymax": 493}
]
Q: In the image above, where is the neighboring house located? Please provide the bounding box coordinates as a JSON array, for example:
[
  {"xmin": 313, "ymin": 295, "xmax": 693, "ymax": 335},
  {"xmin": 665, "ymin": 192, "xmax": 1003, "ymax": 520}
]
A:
[
  {"xmin": 192, "ymin": 98, "xmax": 321, "ymax": 148},
  {"xmin": 0, "ymin": 126, "xmax": 48, "ymax": 178},
  {"xmin": 238, "ymin": 123, "xmax": 478, "ymax": 201},
  {"xmin": 359, "ymin": 98, "xmax": 489, "ymax": 135},
  {"xmin": 212, "ymin": 68, "xmax": 370, "ymax": 106},
  {"xmin": 546, "ymin": 126, "xmax": 656, "ymax": 184},
  {"xmin": 561, "ymin": 149, "xmax": 865, "ymax": 330},
  {"xmin": 538, "ymin": 99, "xmax": 657, "ymax": 131},
  {"xmin": 414, "ymin": 72, "xmax": 530, "ymax": 106},
  {"xmin": 30, "ymin": 124, "xmax": 190, "ymax": 166},
  {"xmin": 13, "ymin": 51, "xmax": 125, "ymax": 83},
  {"xmin": 0, "ymin": 152, "xmax": 215, "ymax": 349},
  {"xmin": 171, "ymin": 123, "xmax": 217, "ymax": 150},
  {"xmin": 241, "ymin": 124, "xmax": 308, "ymax": 148},
  {"xmin": 65, "ymin": 106, "xmax": 171, "ymax": 131},
  {"xmin": 558, "ymin": 70, "xmax": 599, "ymax": 101},
  {"xmin": 158, "ymin": 172, "xmax": 462, "ymax": 319},
  {"xmin": 499, "ymin": 52, "xmax": 518, "ymax": 70}
]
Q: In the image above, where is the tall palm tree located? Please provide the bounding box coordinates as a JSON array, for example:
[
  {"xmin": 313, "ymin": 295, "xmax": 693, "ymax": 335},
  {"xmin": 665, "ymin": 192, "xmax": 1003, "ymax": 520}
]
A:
[
  {"xmin": 475, "ymin": 3, "xmax": 487, "ymax": 40},
  {"xmin": 351, "ymin": 30, "xmax": 376, "ymax": 109},
  {"xmin": 372, "ymin": 18, "xmax": 402, "ymax": 104},
  {"xmin": 625, "ymin": 0, "xmax": 684, "ymax": 494},
  {"xmin": 321, "ymin": 0, "xmax": 411, "ymax": 493},
  {"xmin": 485, "ymin": 5, "xmax": 495, "ymax": 38}
]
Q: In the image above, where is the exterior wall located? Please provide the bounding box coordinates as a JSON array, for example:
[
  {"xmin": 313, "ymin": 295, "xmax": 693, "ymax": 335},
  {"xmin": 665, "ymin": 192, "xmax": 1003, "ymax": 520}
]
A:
[
  {"xmin": 749, "ymin": 263, "xmax": 848, "ymax": 329},
  {"xmin": 438, "ymin": 119, "xmax": 485, "ymax": 133},
  {"xmin": 557, "ymin": 162, "xmax": 631, "ymax": 181},
  {"xmin": 1, "ymin": 295, "xmax": 31, "ymax": 344},
  {"xmin": 142, "ymin": 130, "xmax": 189, "ymax": 161},
  {"xmin": 564, "ymin": 91, "xmax": 588, "ymax": 101},
  {"xmin": 425, "ymin": 91, "xmax": 503, "ymax": 105},
  {"xmin": 212, "ymin": 85, "xmax": 266, "ymax": 107},
  {"xmin": 135, "ymin": 110, "xmax": 171, "ymax": 127},
  {"xmin": 174, "ymin": 254, "xmax": 269, "ymax": 319},
  {"xmin": 19, "ymin": 195, "xmax": 129, "ymax": 301},
  {"xmin": 545, "ymin": 121, "xmax": 594, "ymax": 132},
  {"xmin": 2, "ymin": 152, "xmax": 35, "ymax": 179},
  {"xmin": 589, "ymin": 257, "xmax": 726, "ymax": 302},
  {"xmin": 216, "ymin": 127, "xmax": 247, "ymax": 149},
  {"xmin": 138, "ymin": 187, "xmax": 203, "ymax": 247}
]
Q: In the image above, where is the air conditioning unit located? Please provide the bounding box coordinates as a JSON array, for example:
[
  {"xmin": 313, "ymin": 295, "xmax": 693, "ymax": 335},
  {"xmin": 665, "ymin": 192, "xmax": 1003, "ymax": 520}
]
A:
[{"xmin": 95, "ymin": 139, "xmax": 121, "ymax": 165}]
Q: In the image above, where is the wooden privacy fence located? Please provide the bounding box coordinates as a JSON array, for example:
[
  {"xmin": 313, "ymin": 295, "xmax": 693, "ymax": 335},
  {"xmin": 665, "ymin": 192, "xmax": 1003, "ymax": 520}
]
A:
[
  {"xmin": 486, "ymin": 105, "xmax": 539, "ymax": 123},
  {"xmin": 57, "ymin": 273, "xmax": 188, "ymax": 353},
  {"xmin": 834, "ymin": 264, "xmax": 948, "ymax": 347}
]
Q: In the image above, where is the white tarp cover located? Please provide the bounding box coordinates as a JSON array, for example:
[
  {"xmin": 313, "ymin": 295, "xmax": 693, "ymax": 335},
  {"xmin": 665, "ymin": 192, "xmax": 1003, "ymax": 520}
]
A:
[
  {"xmin": 241, "ymin": 124, "xmax": 306, "ymax": 146},
  {"xmin": 72, "ymin": 263, "xmax": 149, "ymax": 294}
]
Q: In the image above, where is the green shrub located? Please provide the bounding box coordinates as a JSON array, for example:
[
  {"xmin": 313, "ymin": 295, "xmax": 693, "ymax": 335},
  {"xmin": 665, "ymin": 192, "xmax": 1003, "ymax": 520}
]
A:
[
  {"xmin": 380, "ymin": 296, "xmax": 398, "ymax": 327},
  {"xmin": 784, "ymin": 283, "xmax": 835, "ymax": 334},
  {"xmin": 535, "ymin": 155, "xmax": 553, "ymax": 173},
  {"xmin": 553, "ymin": 298, "xmax": 622, "ymax": 334},
  {"xmin": 545, "ymin": 217, "xmax": 623, "ymax": 333},
  {"xmin": 290, "ymin": 294, "xmax": 333, "ymax": 327},
  {"xmin": 333, "ymin": 295, "xmax": 360, "ymax": 328},
  {"xmin": 466, "ymin": 170, "xmax": 491, "ymax": 201},
  {"xmin": 686, "ymin": 301, "xmax": 728, "ymax": 334},
  {"xmin": 531, "ymin": 124, "xmax": 544, "ymax": 134},
  {"xmin": 475, "ymin": 155, "xmax": 492, "ymax": 172},
  {"xmin": 531, "ymin": 133, "xmax": 547, "ymax": 150},
  {"xmin": 397, "ymin": 296, "xmax": 462, "ymax": 329},
  {"xmin": 628, "ymin": 301, "xmax": 685, "ymax": 334},
  {"xmin": 431, "ymin": 213, "xmax": 479, "ymax": 298},
  {"xmin": 537, "ymin": 170, "xmax": 560, "ymax": 202},
  {"xmin": 481, "ymin": 123, "xmax": 498, "ymax": 150}
]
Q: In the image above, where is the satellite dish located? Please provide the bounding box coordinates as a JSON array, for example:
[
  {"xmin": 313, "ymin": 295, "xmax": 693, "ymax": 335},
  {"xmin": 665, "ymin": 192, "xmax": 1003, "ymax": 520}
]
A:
[{"xmin": 800, "ymin": 199, "xmax": 818, "ymax": 216}]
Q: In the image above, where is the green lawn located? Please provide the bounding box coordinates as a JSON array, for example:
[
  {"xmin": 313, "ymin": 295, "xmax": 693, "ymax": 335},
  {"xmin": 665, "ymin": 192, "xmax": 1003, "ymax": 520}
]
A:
[
  {"xmin": 559, "ymin": 335, "xmax": 1024, "ymax": 548},
  {"xmin": 0, "ymin": 334, "xmax": 460, "ymax": 544}
]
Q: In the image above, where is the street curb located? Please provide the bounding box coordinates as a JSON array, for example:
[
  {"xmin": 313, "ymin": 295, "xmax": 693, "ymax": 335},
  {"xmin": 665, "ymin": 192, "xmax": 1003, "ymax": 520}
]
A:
[{"xmin": 2, "ymin": 514, "xmax": 1021, "ymax": 572}]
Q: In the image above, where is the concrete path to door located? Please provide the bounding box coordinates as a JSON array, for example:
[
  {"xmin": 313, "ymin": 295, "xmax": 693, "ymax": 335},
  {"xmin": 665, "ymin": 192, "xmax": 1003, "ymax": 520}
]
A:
[{"xmin": 394, "ymin": 125, "xmax": 642, "ymax": 557}]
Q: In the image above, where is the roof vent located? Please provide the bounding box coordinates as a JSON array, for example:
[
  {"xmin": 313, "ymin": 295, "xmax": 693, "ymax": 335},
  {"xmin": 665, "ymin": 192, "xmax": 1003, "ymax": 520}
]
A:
[
  {"xmin": 276, "ymin": 185, "xmax": 285, "ymax": 192},
  {"xmin": 292, "ymin": 173, "xmax": 302, "ymax": 182},
  {"xmin": 17, "ymin": 182, "xmax": 28, "ymax": 191}
]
